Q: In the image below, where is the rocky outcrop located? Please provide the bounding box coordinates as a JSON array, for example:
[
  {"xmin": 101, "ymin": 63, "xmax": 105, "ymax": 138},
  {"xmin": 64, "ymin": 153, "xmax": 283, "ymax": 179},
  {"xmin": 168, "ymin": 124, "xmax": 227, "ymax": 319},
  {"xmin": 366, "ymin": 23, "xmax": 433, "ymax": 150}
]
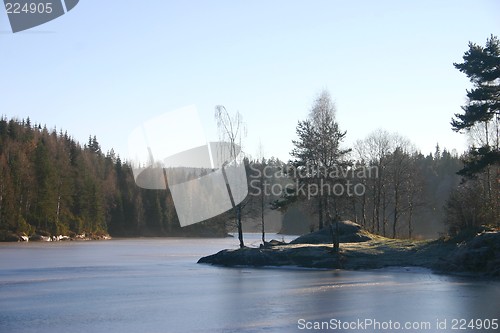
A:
[
  {"xmin": 290, "ymin": 221, "xmax": 371, "ymax": 244},
  {"xmin": 438, "ymin": 231, "xmax": 500, "ymax": 277},
  {"xmin": 29, "ymin": 234, "xmax": 51, "ymax": 242},
  {"xmin": 198, "ymin": 246, "xmax": 342, "ymax": 269}
]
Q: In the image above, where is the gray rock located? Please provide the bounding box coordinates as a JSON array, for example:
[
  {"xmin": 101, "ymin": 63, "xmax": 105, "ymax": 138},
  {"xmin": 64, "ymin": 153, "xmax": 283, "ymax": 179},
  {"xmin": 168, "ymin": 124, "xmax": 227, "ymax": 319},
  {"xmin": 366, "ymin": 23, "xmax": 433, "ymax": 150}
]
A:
[
  {"xmin": 290, "ymin": 220, "xmax": 371, "ymax": 244},
  {"xmin": 29, "ymin": 234, "xmax": 52, "ymax": 242}
]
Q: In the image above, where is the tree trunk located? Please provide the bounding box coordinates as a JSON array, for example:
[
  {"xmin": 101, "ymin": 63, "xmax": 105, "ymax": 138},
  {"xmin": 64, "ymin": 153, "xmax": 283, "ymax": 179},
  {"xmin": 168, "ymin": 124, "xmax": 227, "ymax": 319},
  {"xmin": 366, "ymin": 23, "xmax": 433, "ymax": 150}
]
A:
[
  {"xmin": 261, "ymin": 177, "xmax": 265, "ymax": 245},
  {"xmin": 485, "ymin": 122, "xmax": 492, "ymax": 202},
  {"xmin": 221, "ymin": 162, "xmax": 244, "ymax": 248},
  {"xmin": 334, "ymin": 217, "xmax": 340, "ymax": 252},
  {"xmin": 408, "ymin": 203, "xmax": 413, "ymax": 239},
  {"xmin": 407, "ymin": 186, "xmax": 414, "ymax": 239},
  {"xmin": 327, "ymin": 212, "xmax": 339, "ymax": 253},
  {"xmin": 382, "ymin": 187, "xmax": 387, "ymax": 237},
  {"xmin": 237, "ymin": 204, "xmax": 244, "ymax": 248},
  {"xmin": 371, "ymin": 184, "xmax": 377, "ymax": 233},
  {"xmin": 361, "ymin": 190, "xmax": 367, "ymax": 228},
  {"xmin": 318, "ymin": 196, "xmax": 324, "ymax": 230},
  {"xmin": 393, "ymin": 187, "xmax": 399, "ymax": 239},
  {"xmin": 351, "ymin": 197, "xmax": 357, "ymax": 224}
]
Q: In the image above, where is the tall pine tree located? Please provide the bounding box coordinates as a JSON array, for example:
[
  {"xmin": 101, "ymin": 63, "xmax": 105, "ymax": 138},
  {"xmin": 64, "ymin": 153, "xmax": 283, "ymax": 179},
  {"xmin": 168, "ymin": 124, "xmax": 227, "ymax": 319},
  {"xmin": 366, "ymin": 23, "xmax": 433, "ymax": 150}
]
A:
[
  {"xmin": 452, "ymin": 34, "xmax": 500, "ymax": 176},
  {"xmin": 452, "ymin": 35, "xmax": 500, "ymax": 226}
]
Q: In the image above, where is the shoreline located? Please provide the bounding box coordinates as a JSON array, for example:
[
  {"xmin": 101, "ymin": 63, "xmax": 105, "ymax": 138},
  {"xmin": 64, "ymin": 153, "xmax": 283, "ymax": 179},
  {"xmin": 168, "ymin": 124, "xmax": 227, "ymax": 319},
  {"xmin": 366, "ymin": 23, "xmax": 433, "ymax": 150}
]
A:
[
  {"xmin": 0, "ymin": 232, "xmax": 240, "ymax": 243},
  {"xmin": 0, "ymin": 233, "xmax": 112, "ymax": 242}
]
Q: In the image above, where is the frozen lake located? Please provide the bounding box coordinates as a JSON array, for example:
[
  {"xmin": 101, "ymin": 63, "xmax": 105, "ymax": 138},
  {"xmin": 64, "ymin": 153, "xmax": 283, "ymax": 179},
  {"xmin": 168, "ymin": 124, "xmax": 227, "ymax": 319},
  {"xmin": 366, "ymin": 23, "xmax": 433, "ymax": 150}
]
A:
[{"xmin": 0, "ymin": 234, "xmax": 499, "ymax": 332}]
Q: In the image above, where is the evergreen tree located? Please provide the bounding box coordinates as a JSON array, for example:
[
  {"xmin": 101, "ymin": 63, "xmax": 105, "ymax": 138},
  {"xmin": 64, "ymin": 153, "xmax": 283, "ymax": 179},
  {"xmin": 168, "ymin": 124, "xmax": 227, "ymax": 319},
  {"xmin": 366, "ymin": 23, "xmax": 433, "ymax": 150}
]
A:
[
  {"xmin": 0, "ymin": 118, "xmax": 226, "ymax": 240},
  {"xmin": 452, "ymin": 35, "xmax": 500, "ymax": 227},
  {"xmin": 452, "ymin": 34, "xmax": 500, "ymax": 176},
  {"xmin": 290, "ymin": 90, "xmax": 350, "ymax": 230}
]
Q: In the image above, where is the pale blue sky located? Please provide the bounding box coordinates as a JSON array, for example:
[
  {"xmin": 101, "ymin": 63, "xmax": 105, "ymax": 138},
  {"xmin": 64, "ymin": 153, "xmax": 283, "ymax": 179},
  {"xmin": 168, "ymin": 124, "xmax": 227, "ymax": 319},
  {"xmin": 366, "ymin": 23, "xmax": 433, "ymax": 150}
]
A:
[{"xmin": 1, "ymin": 0, "xmax": 499, "ymax": 161}]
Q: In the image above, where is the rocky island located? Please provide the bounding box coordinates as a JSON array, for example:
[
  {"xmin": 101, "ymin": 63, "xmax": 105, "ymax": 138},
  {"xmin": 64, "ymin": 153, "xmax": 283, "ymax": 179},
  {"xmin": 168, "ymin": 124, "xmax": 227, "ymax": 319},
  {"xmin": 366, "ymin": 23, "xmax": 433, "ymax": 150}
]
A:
[{"xmin": 198, "ymin": 221, "xmax": 500, "ymax": 277}]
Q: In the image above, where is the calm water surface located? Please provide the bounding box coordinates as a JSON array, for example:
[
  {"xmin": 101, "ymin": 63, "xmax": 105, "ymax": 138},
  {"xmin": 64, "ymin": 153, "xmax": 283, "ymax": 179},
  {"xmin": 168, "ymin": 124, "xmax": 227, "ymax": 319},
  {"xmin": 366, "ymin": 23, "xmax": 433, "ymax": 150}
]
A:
[{"xmin": 0, "ymin": 234, "xmax": 499, "ymax": 333}]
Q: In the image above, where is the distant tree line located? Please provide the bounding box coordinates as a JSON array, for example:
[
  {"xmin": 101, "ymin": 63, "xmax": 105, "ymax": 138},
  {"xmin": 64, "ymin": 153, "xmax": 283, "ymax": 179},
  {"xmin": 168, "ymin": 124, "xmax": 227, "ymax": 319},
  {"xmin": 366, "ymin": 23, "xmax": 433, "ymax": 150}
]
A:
[
  {"xmin": 353, "ymin": 138, "xmax": 464, "ymax": 238},
  {"xmin": 0, "ymin": 117, "xmax": 227, "ymax": 240}
]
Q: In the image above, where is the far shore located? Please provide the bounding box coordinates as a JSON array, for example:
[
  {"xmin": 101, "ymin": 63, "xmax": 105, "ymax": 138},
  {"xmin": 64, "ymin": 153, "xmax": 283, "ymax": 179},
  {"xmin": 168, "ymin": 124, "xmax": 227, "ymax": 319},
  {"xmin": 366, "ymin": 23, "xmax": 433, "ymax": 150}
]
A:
[
  {"xmin": 0, "ymin": 231, "xmax": 240, "ymax": 242},
  {"xmin": 0, "ymin": 233, "xmax": 113, "ymax": 242}
]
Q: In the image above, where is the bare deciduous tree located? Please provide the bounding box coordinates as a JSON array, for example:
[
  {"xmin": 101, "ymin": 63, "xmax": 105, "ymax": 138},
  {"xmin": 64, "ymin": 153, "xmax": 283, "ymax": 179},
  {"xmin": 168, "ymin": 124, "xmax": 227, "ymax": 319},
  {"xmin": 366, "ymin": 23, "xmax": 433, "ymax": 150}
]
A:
[{"xmin": 215, "ymin": 105, "xmax": 247, "ymax": 248}]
